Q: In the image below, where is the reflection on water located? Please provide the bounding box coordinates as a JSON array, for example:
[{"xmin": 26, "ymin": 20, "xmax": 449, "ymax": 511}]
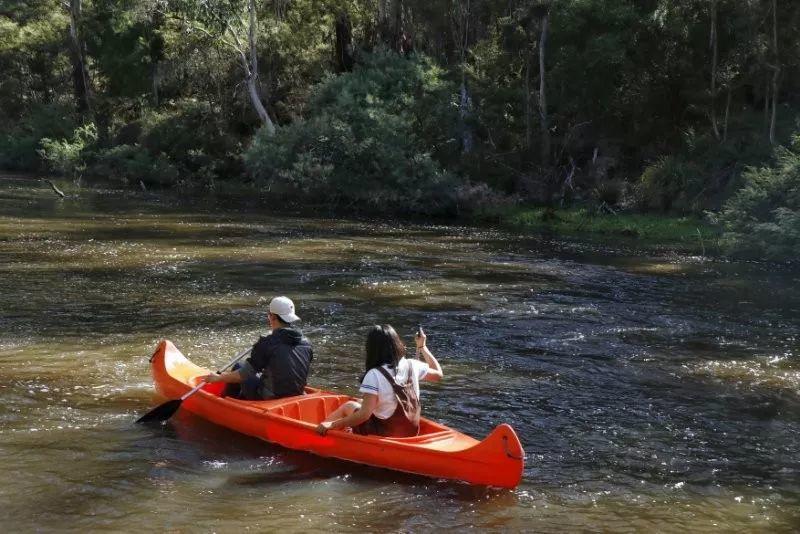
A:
[{"xmin": 1, "ymin": 175, "xmax": 799, "ymax": 531}]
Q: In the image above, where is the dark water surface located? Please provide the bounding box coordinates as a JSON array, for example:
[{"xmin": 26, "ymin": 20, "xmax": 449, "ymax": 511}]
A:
[{"xmin": 1, "ymin": 176, "xmax": 798, "ymax": 532}]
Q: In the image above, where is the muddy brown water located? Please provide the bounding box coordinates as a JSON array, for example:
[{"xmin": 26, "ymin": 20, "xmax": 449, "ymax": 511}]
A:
[{"xmin": 1, "ymin": 176, "xmax": 798, "ymax": 532}]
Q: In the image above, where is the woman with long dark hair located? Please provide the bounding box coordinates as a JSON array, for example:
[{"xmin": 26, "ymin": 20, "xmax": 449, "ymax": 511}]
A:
[{"xmin": 316, "ymin": 325, "xmax": 443, "ymax": 437}]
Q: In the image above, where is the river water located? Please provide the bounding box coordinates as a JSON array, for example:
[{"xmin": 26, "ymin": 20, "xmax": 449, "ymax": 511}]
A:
[{"xmin": 1, "ymin": 175, "xmax": 798, "ymax": 532}]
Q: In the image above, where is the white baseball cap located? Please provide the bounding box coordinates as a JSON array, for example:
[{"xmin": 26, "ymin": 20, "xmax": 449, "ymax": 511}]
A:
[{"xmin": 269, "ymin": 296, "xmax": 300, "ymax": 323}]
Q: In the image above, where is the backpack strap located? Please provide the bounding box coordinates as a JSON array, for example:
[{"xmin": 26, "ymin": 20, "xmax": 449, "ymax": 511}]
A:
[
  {"xmin": 376, "ymin": 365, "xmax": 407, "ymax": 393},
  {"xmin": 376, "ymin": 365, "xmax": 414, "ymax": 393}
]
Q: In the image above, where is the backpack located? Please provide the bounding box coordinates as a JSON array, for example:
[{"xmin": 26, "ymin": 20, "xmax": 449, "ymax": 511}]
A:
[{"xmin": 376, "ymin": 365, "xmax": 421, "ymax": 436}]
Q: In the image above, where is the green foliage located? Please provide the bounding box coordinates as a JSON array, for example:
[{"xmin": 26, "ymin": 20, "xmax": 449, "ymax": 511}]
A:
[
  {"xmin": 89, "ymin": 100, "xmax": 240, "ymax": 187},
  {"xmin": 592, "ymin": 179, "xmax": 626, "ymax": 207},
  {"xmin": 2, "ymin": 0, "xmax": 800, "ymax": 253},
  {"xmin": 0, "ymin": 4, "xmax": 69, "ymax": 123},
  {"xmin": 489, "ymin": 205, "xmax": 717, "ymax": 250},
  {"xmin": 0, "ymin": 134, "xmax": 39, "ymax": 170},
  {"xmin": 716, "ymin": 136, "xmax": 800, "ymax": 259},
  {"xmin": 637, "ymin": 155, "xmax": 703, "ymax": 212},
  {"xmin": 244, "ymin": 52, "xmax": 459, "ymax": 214},
  {"xmin": 90, "ymin": 144, "xmax": 179, "ymax": 186},
  {"xmin": 0, "ymin": 103, "xmax": 77, "ymax": 170},
  {"xmin": 37, "ymin": 123, "xmax": 98, "ymax": 178},
  {"xmin": 23, "ymin": 100, "xmax": 240, "ymax": 187},
  {"xmin": 85, "ymin": 1, "xmax": 162, "ymax": 99},
  {"xmin": 138, "ymin": 100, "xmax": 240, "ymax": 178},
  {"xmin": 636, "ymin": 121, "xmax": 776, "ymax": 213}
]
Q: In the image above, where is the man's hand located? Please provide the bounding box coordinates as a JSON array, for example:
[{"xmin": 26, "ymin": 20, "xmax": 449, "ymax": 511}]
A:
[
  {"xmin": 316, "ymin": 421, "xmax": 334, "ymax": 435},
  {"xmin": 201, "ymin": 374, "xmax": 221, "ymax": 383}
]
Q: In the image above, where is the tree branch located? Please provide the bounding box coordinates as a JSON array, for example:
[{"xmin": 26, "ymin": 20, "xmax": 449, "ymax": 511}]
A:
[{"xmin": 226, "ymin": 24, "xmax": 251, "ymax": 76}]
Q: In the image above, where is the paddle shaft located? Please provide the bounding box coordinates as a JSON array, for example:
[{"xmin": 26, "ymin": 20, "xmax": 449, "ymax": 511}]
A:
[{"xmin": 180, "ymin": 346, "xmax": 252, "ymax": 401}]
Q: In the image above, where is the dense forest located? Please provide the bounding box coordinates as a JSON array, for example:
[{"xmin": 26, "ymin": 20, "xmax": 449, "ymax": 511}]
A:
[{"xmin": 1, "ymin": 0, "xmax": 799, "ymax": 257}]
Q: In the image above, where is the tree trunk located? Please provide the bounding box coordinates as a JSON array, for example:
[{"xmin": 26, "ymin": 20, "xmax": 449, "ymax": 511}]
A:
[
  {"xmin": 722, "ymin": 84, "xmax": 732, "ymax": 142},
  {"xmin": 459, "ymin": 81, "xmax": 473, "ymax": 154},
  {"xmin": 334, "ymin": 11, "xmax": 354, "ymax": 72},
  {"xmin": 378, "ymin": 0, "xmax": 403, "ymax": 50},
  {"xmin": 709, "ymin": 0, "xmax": 720, "ymax": 139},
  {"xmin": 377, "ymin": 0, "xmax": 386, "ymax": 46},
  {"xmin": 538, "ymin": 8, "xmax": 550, "ymax": 167},
  {"xmin": 763, "ymin": 73, "xmax": 770, "ymax": 134},
  {"xmin": 524, "ymin": 51, "xmax": 532, "ymax": 150},
  {"xmin": 149, "ymin": 9, "xmax": 165, "ymax": 107},
  {"xmin": 66, "ymin": 0, "xmax": 91, "ymax": 114},
  {"xmin": 152, "ymin": 63, "xmax": 160, "ymax": 107},
  {"xmin": 769, "ymin": 0, "xmax": 779, "ymax": 145},
  {"xmin": 392, "ymin": 0, "xmax": 403, "ymax": 51},
  {"xmin": 246, "ymin": 77, "xmax": 272, "ymax": 131},
  {"xmin": 456, "ymin": 0, "xmax": 472, "ymax": 153},
  {"xmin": 246, "ymin": 0, "xmax": 275, "ymax": 134}
]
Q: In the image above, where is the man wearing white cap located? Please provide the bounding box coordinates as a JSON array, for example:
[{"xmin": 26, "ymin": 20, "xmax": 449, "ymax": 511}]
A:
[{"xmin": 203, "ymin": 296, "xmax": 313, "ymax": 399}]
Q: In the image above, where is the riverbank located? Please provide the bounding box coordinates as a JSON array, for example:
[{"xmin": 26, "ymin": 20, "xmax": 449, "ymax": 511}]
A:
[
  {"xmin": 4, "ymin": 173, "xmax": 721, "ymax": 256},
  {"xmin": 477, "ymin": 206, "xmax": 720, "ymax": 255}
]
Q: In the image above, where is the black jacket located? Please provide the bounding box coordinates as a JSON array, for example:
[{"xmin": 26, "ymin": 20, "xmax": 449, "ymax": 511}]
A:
[{"xmin": 247, "ymin": 327, "xmax": 313, "ymax": 398}]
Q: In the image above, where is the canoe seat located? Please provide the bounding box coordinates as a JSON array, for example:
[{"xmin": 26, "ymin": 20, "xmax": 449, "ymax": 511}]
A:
[
  {"xmin": 381, "ymin": 430, "xmax": 453, "ymax": 443},
  {"xmin": 267, "ymin": 395, "xmax": 352, "ymax": 424}
]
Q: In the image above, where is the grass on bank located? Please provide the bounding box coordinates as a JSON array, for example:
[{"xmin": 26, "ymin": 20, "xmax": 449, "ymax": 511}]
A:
[{"xmin": 482, "ymin": 206, "xmax": 720, "ymax": 252}]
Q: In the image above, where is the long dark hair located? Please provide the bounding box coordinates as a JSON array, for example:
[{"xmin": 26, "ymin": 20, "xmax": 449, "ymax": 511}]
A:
[{"xmin": 362, "ymin": 325, "xmax": 406, "ymax": 380}]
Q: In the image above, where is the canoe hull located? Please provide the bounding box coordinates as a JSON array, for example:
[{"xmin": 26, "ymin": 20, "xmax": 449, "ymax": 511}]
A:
[{"xmin": 149, "ymin": 340, "xmax": 524, "ymax": 488}]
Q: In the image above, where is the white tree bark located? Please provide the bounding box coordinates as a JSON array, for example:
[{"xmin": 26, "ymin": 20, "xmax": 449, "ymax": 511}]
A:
[
  {"xmin": 763, "ymin": 74, "xmax": 770, "ymax": 132},
  {"xmin": 225, "ymin": 0, "xmax": 275, "ymax": 134},
  {"xmin": 457, "ymin": 0, "xmax": 472, "ymax": 153},
  {"xmin": 248, "ymin": 0, "xmax": 275, "ymax": 134},
  {"xmin": 722, "ymin": 84, "xmax": 732, "ymax": 142},
  {"xmin": 709, "ymin": 0, "xmax": 720, "ymax": 140},
  {"xmin": 769, "ymin": 0, "xmax": 779, "ymax": 145},
  {"xmin": 538, "ymin": 8, "xmax": 550, "ymax": 166},
  {"xmin": 65, "ymin": 0, "xmax": 91, "ymax": 114}
]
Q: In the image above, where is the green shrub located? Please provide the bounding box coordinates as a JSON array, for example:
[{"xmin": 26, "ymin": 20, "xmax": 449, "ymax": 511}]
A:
[
  {"xmin": 140, "ymin": 101, "xmax": 238, "ymax": 167},
  {"xmin": 635, "ymin": 123, "xmax": 775, "ymax": 214},
  {"xmin": 244, "ymin": 51, "xmax": 460, "ymax": 214},
  {"xmin": 592, "ymin": 179, "xmax": 626, "ymax": 207},
  {"xmin": 636, "ymin": 155, "xmax": 703, "ymax": 212},
  {"xmin": 37, "ymin": 123, "xmax": 98, "ymax": 178},
  {"xmin": 89, "ymin": 144, "xmax": 179, "ymax": 187},
  {"xmin": 0, "ymin": 103, "xmax": 77, "ymax": 171},
  {"xmin": 0, "ymin": 134, "xmax": 40, "ymax": 170},
  {"xmin": 92, "ymin": 100, "xmax": 240, "ymax": 187},
  {"xmin": 116, "ymin": 100, "xmax": 240, "ymax": 186},
  {"xmin": 715, "ymin": 136, "xmax": 800, "ymax": 259}
]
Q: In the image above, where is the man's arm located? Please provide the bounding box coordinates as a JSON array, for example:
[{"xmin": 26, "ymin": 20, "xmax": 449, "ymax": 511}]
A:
[
  {"xmin": 203, "ymin": 369, "xmax": 243, "ymax": 384},
  {"xmin": 203, "ymin": 339, "xmax": 268, "ymax": 384}
]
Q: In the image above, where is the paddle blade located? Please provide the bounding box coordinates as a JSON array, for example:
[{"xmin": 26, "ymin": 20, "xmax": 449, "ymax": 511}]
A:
[{"xmin": 136, "ymin": 399, "xmax": 182, "ymax": 424}]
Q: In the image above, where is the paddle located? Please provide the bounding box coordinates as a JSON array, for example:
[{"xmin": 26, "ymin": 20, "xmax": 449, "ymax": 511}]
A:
[{"xmin": 136, "ymin": 346, "xmax": 252, "ymax": 424}]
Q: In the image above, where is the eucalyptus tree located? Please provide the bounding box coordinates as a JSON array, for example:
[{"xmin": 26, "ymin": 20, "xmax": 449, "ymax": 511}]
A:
[
  {"xmin": 64, "ymin": 0, "xmax": 92, "ymax": 114},
  {"xmin": 168, "ymin": 0, "xmax": 276, "ymax": 134}
]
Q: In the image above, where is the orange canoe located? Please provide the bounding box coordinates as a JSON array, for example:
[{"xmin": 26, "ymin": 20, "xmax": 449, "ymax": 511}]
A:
[{"xmin": 148, "ymin": 340, "xmax": 525, "ymax": 488}]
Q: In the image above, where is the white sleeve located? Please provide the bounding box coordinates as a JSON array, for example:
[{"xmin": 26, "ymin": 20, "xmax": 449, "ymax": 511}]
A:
[
  {"xmin": 412, "ymin": 359, "xmax": 429, "ymax": 380},
  {"xmin": 359, "ymin": 369, "xmax": 381, "ymax": 396}
]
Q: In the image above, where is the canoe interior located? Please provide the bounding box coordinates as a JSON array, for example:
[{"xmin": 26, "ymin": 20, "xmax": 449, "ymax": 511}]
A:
[{"xmin": 196, "ymin": 381, "xmax": 452, "ymax": 436}]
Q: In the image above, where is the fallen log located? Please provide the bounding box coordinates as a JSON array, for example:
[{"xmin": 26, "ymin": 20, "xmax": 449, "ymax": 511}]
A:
[{"xmin": 43, "ymin": 179, "xmax": 66, "ymax": 198}]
